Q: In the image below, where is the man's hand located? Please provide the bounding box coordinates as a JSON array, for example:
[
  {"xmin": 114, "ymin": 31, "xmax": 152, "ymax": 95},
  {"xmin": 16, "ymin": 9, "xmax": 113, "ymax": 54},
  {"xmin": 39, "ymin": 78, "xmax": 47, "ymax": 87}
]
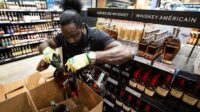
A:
[
  {"xmin": 42, "ymin": 47, "xmax": 58, "ymax": 64},
  {"xmin": 65, "ymin": 52, "xmax": 96, "ymax": 72}
]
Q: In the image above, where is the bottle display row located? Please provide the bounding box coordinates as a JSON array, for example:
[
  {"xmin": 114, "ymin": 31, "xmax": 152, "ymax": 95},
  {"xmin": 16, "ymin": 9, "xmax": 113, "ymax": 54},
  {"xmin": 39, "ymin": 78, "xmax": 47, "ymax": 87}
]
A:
[
  {"xmin": 0, "ymin": 22, "xmax": 59, "ymax": 35},
  {"xmin": 0, "ymin": 0, "xmax": 47, "ymax": 9},
  {"xmin": 0, "ymin": 32, "xmax": 56, "ymax": 47},
  {"xmin": 101, "ymin": 61, "xmax": 200, "ymax": 112},
  {"xmin": 0, "ymin": 44, "xmax": 39, "ymax": 60},
  {"xmin": 96, "ymin": 19, "xmax": 144, "ymax": 42},
  {"xmin": 104, "ymin": 81, "xmax": 161, "ymax": 112},
  {"xmin": 0, "ymin": 11, "xmax": 53, "ymax": 21}
]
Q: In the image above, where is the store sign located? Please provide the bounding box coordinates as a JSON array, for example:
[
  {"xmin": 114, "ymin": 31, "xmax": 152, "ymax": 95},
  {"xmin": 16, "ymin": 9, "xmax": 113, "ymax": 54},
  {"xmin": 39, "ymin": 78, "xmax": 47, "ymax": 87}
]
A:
[{"xmin": 88, "ymin": 8, "xmax": 200, "ymax": 28}]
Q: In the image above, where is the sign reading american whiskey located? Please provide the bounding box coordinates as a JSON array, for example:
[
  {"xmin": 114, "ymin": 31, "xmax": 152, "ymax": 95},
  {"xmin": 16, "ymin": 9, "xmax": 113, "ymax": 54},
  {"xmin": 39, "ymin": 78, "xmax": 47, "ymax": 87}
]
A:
[{"xmin": 88, "ymin": 8, "xmax": 200, "ymax": 28}]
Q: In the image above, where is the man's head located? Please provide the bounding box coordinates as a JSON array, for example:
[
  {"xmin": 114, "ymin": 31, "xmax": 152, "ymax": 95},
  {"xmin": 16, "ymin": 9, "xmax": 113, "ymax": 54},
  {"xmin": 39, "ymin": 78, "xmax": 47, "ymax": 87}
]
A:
[{"xmin": 59, "ymin": 10, "xmax": 84, "ymax": 46}]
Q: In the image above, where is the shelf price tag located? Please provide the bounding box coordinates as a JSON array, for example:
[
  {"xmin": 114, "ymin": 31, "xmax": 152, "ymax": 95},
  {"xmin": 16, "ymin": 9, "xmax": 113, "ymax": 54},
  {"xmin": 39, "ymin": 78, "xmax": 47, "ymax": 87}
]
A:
[
  {"xmin": 4, "ymin": 58, "xmax": 11, "ymax": 61},
  {"xmin": 20, "ymin": 32, "xmax": 27, "ymax": 35},
  {"xmin": 107, "ymin": 77, "xmax": 118, "ymax": 85},
  {"xmin": 3, "ymin": 34, "xmax": 11, "ymax": 37},
  {"xmin": 153, "ymin": 61, "xmax": 176, "ymax": 74},
  {"xmin": 125, "ymin": 87, "xmax": 141, "ymax": 98},
  {"xmin": 134, "ymin": 56, "xmax": 151, "ymax": 65},
  {"xmin": 104, "ymin": 99, "xmax": 114, "ymax": 108}
]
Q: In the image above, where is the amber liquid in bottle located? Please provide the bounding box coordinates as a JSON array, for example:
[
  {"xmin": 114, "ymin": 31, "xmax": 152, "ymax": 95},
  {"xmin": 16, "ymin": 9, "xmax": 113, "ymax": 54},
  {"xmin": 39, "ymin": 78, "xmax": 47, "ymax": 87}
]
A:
[
  {"xmin": 162, "ymin": 28, "xmax": 181, "ymax": 64},
  {"xmin": 146, "ymin": 31, "xmax": 168, "ymax": 60}
]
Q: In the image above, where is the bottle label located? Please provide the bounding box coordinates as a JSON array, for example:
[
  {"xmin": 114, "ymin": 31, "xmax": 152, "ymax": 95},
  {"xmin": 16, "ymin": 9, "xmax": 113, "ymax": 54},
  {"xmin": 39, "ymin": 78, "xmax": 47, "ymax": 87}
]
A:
[
  {"xmin": 144, "ymin": 88, "xmax": 155, "ymax": 97},
  {"xmin": 123, "ymin": 104, "xmax": 131, "ymax": 111},
  {"xmin": 182, "ymin": 94, "xmax": 198, "ymax": 106},
  {"xmin": 122, "ymin": 71, "xmax": 130, "ymax": 77},
  {"xmin": 170, "ymin": 88, "xmax": 183, "ymax": 98},
  {"xmin": 137, "ymin": 83, "xmax": 145, "ymax": 92},
  {"xmin": 156, "ymin": 87, "xmax": 169, "ymax": 97},
  {"xmin": 129, "ymin": 80, "xmax": 137, "ymax": 88},
  {"xmin": 116, "ymin": 100, "xmax": 123, "ymax": 106}
]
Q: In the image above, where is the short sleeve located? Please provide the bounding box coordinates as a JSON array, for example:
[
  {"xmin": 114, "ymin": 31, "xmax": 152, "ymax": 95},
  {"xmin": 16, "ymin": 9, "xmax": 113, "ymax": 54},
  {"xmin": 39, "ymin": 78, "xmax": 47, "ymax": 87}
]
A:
[
  {"xmin": 92, "ymin": 29, "xmax": 115, "ymax": 49},
  {"xmin": 53, "ymin": 33, "xmax": 63, "ymax": 47}
]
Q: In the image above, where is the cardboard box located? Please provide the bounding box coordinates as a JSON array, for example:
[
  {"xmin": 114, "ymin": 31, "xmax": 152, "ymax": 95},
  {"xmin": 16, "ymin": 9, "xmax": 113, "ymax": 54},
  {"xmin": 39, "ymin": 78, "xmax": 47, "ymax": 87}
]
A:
[
  {"xmin": 29, "ymin": 80, "xmax": 103, "ymax": 112},
  {"xmin": 40, "ymin": 69, "xmax": 55, "ymax": 82},
  {"xmin": 0, "ymin": 80, "xmax": 24, "ymax": 94},
  {"xmin": 0, "ymin": 80, "xmax": 27, "ymax": 100},
  {"xmin": 25, "ymin": 72, "xmax": 46, "ymax": 90},
  {"xmin": 0, "ymin": 92, "xmax": 37, "ymax": 112},
  {"xmin": 0, "ymin": 85, "xmax": 6, "ymax": 103}
]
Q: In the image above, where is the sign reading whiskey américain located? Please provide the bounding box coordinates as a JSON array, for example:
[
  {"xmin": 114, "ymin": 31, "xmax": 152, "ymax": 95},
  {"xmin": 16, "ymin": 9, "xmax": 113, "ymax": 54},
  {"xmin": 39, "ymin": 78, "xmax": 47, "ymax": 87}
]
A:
[{"xmin": 88, "ymin": 8, "xmax": 200, "ymax": 29}]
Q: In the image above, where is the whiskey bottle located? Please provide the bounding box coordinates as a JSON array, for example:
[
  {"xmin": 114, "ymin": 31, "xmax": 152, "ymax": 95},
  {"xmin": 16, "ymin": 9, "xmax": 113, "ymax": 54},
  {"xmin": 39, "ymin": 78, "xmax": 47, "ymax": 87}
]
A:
[
  {"xmin": 170, "ymin": 76, "xmax": 186, "ymax": 99},
  {"xmin": 156, "ymin": 74, "xmax": 173, "ymax": 97},
  {"xmin": 116, "ymin": 89, "xmax": 125, "ymax": 107},
  {"xmin": 122, "ymin": 93, "xmax": 132, "ymax": 112},
  {"xmin": 129, "ymin": 68, "xmax": 143, "ymax": 88},
  {"xmin": 146, "ymin": 31, "xmax": 168, "ymax": 60},
  {"xmin": 144, "ymin": 72, "xmax": 160, "ymax": 97},
  {"xmin": 162, "ymin": 28, "xmax": 181, "ymax": 64},
  {"xmin": 137, "ymin": 69, "xmax": 152, "ymax": 92},
  {"xmin": 182, "ymin": 81, "xmax": 200, "ymax": 106},
  {"xmin": 138, "ymin": 30, "xmax": 160, "ymax": 57}
]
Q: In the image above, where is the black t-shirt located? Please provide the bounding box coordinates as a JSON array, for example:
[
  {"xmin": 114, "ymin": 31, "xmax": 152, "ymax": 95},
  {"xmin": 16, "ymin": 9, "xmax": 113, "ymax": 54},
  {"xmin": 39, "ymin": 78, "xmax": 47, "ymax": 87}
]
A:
[{"xmin": 53, "ymin": 25, "xmax": 114, "ymax": 64}]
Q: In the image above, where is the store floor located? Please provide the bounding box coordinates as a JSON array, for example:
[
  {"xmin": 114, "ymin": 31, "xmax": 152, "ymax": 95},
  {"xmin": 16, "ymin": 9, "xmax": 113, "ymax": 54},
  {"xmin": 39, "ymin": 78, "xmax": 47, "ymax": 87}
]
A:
[{"xmin": 0, "ymin": 55, "xmax": 55, "ymax": 84}]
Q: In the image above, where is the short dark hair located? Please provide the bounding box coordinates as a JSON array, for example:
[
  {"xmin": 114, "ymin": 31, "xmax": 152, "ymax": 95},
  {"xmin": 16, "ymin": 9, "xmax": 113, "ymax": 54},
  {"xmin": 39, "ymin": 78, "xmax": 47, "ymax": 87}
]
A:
[
  {"xmin": 62, "ymin": 0, "xmax": 82, "ymax": 13},
  {"xmin": 59, "ymin": 10, "xmax": 84, "ymax": 27}
]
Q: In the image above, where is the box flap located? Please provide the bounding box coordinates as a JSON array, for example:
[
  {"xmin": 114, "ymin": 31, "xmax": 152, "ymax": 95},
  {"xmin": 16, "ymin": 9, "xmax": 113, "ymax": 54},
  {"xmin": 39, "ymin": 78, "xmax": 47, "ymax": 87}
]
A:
[
  {"xmin": 6, "ymin": 87, "xmax": 27, "ymax": 99},
  {"xmin": 0, "ymin": 92, "xmax": 34, "ymax": 112},
  {"xmin": 29, "ymin": 80, "xmax": 65, "ymax": 109},
  {"xmin": 0, "ymin": 80, "xmax": 24, "ymax": 94},
  {"xmin": 0, "ymin": 94, "xmax": 6, "ymax": 103},
  {"xmin": 25, "ymin": 72, "xmax": 45, "ymax": 90},
  {"xmin": 40, "ymin": 69, "xmax": 55, "ymax": 79}
]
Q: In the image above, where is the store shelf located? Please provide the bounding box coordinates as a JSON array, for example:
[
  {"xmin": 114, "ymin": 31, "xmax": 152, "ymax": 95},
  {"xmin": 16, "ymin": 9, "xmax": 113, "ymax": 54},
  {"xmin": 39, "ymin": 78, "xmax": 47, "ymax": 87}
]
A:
[
  {"xmin": 103, "ymin": 98, "xmax": 115, "ymax": 108},
  {"xmin": 0, "ymin": 19, "xmax": 52, "ymax": 24},
  {"xmin": 0, "ymin": 29, "xmax": 56, "ymax": 38},
  {"xmin": 125, "ymin": 86, "xmax": 176, "ymax": 112},
  {"xmin": 0, "ymin": 9, "xmax": 63, "ymax": 12},
  {"xmin": 177, "ymin": 70, "xmax": 200, "ymax": 82},
  {"xmin": 0, "ymin": 40, "xmax": 45, "ymax": 50},
  {"xmin": 0, "ymin": 52, "xmax": 40, "ymax": 65}
]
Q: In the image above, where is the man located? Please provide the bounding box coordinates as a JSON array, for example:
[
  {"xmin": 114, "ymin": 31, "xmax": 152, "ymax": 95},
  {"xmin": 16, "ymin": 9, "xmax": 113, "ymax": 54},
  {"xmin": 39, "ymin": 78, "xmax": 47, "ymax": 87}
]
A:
[{"xmin": 39, "ymin": 10, "xmax": 132, "ymax": 72}]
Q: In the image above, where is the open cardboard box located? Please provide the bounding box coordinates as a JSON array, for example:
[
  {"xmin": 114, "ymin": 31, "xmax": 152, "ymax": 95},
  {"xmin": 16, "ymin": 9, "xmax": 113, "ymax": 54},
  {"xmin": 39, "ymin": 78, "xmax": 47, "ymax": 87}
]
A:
[
  {"xmin": 0, "ymin": 80, "xmax": 27, "ymax": 99},
  {"xmin": 29, "ymin": 79, "xmax": 103, "ymax": 112},
  {"xmin": 40, "ymin": 69, "xmax": 55, "ymax": 82},
  {"xmin": 0, "ymin": 92, "xmax": 37, "ymax": 112},
  {"xmin": 24, "ymin": 72, "xmax": 46, "ymax": 90},
  {"xmin": 0, "ymin": 85, "xmax": 6, "ymax": 103}
]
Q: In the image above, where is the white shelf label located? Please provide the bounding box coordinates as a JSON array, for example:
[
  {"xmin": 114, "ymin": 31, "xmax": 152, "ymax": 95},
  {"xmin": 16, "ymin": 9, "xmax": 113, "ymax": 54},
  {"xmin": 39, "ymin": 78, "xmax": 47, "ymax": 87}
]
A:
[
  {"xmin": 112, "ymin": 67, "xmax": 120, "ymax": 73},
  {"xmin": 0, "ymin": 21, "xmax": 10, "ymax": 23},
  {"xmin": 4, "ymin": 58, "xmax": 11, "ymax": 61},
  {"xmin": 134, "ymin": 56, "xmax": 152, "ymax": 65},
  {"xmin": 107, "ymin": 77, "xmax": 118, "ymax": 85},
  {"xmin": 6, "ymin": 45, "xmax": 14, "ymax": 48},
  {"xmin": 125, "ymin": 87, "xmax": 141, "ymax": 98},
  {"xmin": 20, "ymin": 32, "xmax": 27, "ymax": 35},
  {"xmin": 3, "ymin": 34, "xmax": 11, "ymax": 36},
  {"xmin": 153, "ymin": 61, "xmax": 175, "ymax": 74},
  {"xmin": 29, "ymin": 31, "xmax": 34, "ymax": 33},
  {"xmin": 11, "ymin": 21, "xmax": 18, "ymax": 24},
  {"xmin": 104, "ymin": 99, "xmax": 114, "ymax": 108},
  {"xmin": 121, "ymin": 71, "xmax": 130, "ymax": 77}
]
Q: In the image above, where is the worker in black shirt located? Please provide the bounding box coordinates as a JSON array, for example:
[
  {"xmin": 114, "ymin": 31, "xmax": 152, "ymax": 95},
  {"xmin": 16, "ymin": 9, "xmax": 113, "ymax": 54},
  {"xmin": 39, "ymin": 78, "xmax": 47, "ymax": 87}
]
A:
[{"xmin": 38, "ymin": 11, "xmax": 132, "ymax": 73}]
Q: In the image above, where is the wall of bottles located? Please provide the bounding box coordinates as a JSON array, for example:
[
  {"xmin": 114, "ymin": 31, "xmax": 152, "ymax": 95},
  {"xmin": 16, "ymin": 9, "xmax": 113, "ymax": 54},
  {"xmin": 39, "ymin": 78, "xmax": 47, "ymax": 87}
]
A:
[
  {"xmin": 100, "ymin": 61, "xmax": 200, "ymax": 112},
  {"xmin": 0, "ymin": 0, "xmax": 62, "ymax": 64}
]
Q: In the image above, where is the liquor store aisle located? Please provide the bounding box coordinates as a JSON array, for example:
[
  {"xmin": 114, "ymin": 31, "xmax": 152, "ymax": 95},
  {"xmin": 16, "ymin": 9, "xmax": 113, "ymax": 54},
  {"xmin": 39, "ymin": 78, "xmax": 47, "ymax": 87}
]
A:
[{"xmin": 0, "ymin": 55, "xmax": 55, "ymax": 84}]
